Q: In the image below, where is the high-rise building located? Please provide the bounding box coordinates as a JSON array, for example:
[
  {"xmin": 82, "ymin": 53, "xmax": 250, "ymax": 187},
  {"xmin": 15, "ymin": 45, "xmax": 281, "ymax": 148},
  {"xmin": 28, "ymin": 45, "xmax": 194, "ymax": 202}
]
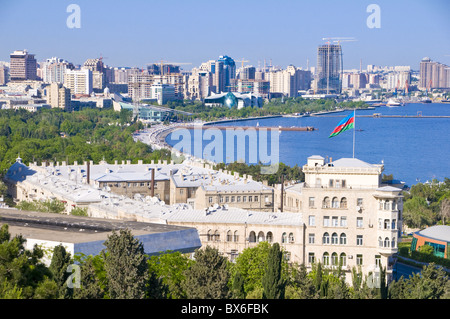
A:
[
  {"xmin": 10, "ymin": 50, "xmax": 37, "ymax": 81},
  {"xmin": 83, "ymin": 58, "xmax": 105, "ymax": 92},
  {"xmin": 41, "ymin": 57, "xmax": 74, "ymax": 84},
  {"xmin": 128, "ymin": 72, "xmax": 153, "ymax": 101},
  {"xmin": 268, "ymin": 65, "xmax": 311, "ymax": 97},
  {"xmin": 47, "ymin": 82, "xmax": 71, "ymax": 110},
  {"xmin": 0, "ymin": 65, "xmax": 8, "ymax": 85},
  {"xmin": 64, "ymin": 69, "xmax": 92, "ymax": 95},
  {"xmin": 419, "ymin": 57, "xmax": 450, "ymax": 90},
  {"xmin": 217, "ymin": 55, "xmax": 236, "ymax": 93},
  {"xmin": 315, "ymin": 44, "xmax": 342, "ymax": 94}
]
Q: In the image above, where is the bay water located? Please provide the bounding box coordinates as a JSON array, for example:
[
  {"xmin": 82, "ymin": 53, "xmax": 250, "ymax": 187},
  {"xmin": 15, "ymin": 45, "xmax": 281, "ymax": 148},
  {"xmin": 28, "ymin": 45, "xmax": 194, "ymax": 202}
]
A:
[{"xmin": 166, "ymin": 103, "xmax": 450, "ymax": 187}]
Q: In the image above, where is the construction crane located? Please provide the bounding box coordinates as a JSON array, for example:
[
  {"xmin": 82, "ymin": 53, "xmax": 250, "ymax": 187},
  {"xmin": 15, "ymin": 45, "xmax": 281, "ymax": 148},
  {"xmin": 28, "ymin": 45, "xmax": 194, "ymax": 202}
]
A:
[
  {"xmin": 147, "ymin": 60, "xmax": 192, "ymax": 76},
  {"xmin": 235, "ymin": 58, "xmax": 250, "ymax": 69},
  {"xmin": 321, "ymin": 37, "xmax": 357, "ymax": 94}
]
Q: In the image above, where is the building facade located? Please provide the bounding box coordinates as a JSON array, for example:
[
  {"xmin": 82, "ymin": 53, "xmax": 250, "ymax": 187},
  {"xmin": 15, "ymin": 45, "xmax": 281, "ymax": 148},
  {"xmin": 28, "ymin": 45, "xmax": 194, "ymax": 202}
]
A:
[
  {"xmin": 419, "ymin": 57, "xmax": 450, "ymax": 90},
  {"xmin": 10, "ymin": 50, "xmax": 37, "ymax": 81},
  {"xmin": 64, "ymin": 69, "xmax": 93, "ymax": 95},
  {"xmin": 315, "ymin": 44, "xmax": 342, "ymax": 94},
  {"xmin": 276, "ymin": 155, "xmax": 403, "ymax": 283},
  {"xmin": 47, "ymin": 82, "xmax": 71, "ymax": 110}
]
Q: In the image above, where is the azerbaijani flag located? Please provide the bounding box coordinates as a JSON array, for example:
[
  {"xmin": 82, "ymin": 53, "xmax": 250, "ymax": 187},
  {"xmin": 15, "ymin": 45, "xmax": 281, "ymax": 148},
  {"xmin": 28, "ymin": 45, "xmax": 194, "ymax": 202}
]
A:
[{"xmin": 329, "ymin": 112, "xmax": 355, "ymax": 138}]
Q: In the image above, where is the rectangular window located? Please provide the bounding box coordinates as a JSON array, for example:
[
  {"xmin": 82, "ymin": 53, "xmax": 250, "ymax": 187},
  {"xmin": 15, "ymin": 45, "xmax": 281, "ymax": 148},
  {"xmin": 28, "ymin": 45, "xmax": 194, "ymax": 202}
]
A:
[
  {"xmin": 357, "ymin": 235, "xmax": 363, "ymax": 246},
  {"xmin": 237, "ymin": 196, "xmax": 241, "ymax": 202},
  {"xmin": 254, "ymin": 196, "xmax": 258, "ymax": 202},
  {"xmin": 308, "ymin": 233, "xmax": 315, "ymax": 244},
  {"xmin": 357, "ymin": 198, "xmax": 363, "ymax": 207},
  {"xmin": 231, "ymin": 196, "xmax": 235, "ymax": 202},
  {"xmin": 329, "ymin": 179, "xmax": 334, "ymax": 187},
  {"xmin": 323, "ymin": 216, "xmax": 330, "ymax": 227},
  {"xmin": 342, "ymin": 180, "xmax": 346, "ymax": 188},
  {"xmin": 375, "ymin": 255, "xmax": 381, "ymax": 267},
  {"xmin": 249, "ymin": 196, "xmax": 252, "ymax": 202},
  {"xmin": 243, "ymin": 196, "xmax": 247, "ymax": 202},
  {"xmin": 357, "ymin": 217, "xmax": 363, "ymax": 228},
  {"xmin": 308, "ymin": 253, "xmax": 315, "ymax": 264},
  {"xmin": 340, "ymin": 216, "xmax": 347, "ymax": 227},
  {"xmin": 309, "ymin": 197, "xmax": 315, "ymax": 208},
  {"xmin": 225, "ymin": 196, "xmax": 229, "ymax": 202},
  {"xmin": 208, "ymin": 197, "xmax": 213, "ymax": 203},
  {"xmin": 332, "ymin": 216, "xmax": 338, "ymax": 227},
  {"xmin": 356, "ymin": 254, "xmax": 363, "ymax": 266},
  {"xmin": 308, "ymin": 215, "xmax": 315, "ymax": 226}
]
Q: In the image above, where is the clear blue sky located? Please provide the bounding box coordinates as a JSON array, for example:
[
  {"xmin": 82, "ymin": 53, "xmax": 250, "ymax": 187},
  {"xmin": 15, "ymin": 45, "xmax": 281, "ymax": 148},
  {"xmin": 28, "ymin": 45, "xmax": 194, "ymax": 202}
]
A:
[{"xmin": 1, "ymin": 0, "xmax": 449, "ymax": 71}]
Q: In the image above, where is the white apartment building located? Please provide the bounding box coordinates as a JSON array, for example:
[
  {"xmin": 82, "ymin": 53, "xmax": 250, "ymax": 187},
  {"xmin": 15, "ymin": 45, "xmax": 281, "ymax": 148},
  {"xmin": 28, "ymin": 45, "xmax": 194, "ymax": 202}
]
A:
[
  {"xmin": 278, "ymin": 155, "xmax": 403, "ymax": 283},
  {"xmin": 64, "ymin": 69, "xmax": 92, "ymax": 95}
]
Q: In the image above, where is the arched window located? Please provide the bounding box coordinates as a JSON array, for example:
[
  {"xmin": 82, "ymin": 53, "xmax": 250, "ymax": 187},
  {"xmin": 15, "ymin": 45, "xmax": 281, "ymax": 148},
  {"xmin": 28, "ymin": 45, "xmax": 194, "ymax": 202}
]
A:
[
  {"xmin": 332, "ymin": 197, "xmax": 339, "ymax": 208},
  {"xmin": 322, "ymin": 197, "xmax": 330, "ymax": 208},
  {"xmin": 214, "ymin": 230, "xmax": 220, "ymax": 242},
  {"xmin": 323, "ymin": 232, "xmax": 330, "ymax": 244},
  {"xmin": 289, "ymin": 233, "xmax": 295, "ymax": 243},
  {"xmin": 340, "ymin": 233, "xmax": 347, "ymax": 245},
  {"xmin": 207, "ymin": 229, "xmax": 213, "ymax": 241},
  {"xmin": 227, "ymin": 230, "xmax": 232, "ymax": 242},
  {"xmin": 340, "ymin": 253, "xmax": 347, "ymax": 266},
  {"xmin": 331, "ymin": 232, "xmax": 338, "ymax": 245},
  {"xmin": 266, "ymin": 232, "xmax": 273, "ymax": 243},
  {"xmin": 340, "ymin": 197, "xmax": 347, "ymax": 209},
  {"xmin": 234, "ymin": 230, "xmax": 239, "ymax": 242},
  {"xmin": 391, "ymin": 237, "xmax": 396, "ymax": 248},
  {"xmin": 249, "ymin": 231, "xmax": 256, "ymax": 243},
  {"xmin": 384, "ymin": 237, "xmax": 390, "ymax": 247},
  {"xmin": 258, "ymin": 231, "xmax": 265, "ymax": 242},
  {"xmin": 384, "ymin": 200, "xmax": 390, "ymax": 210},
  {"xmin": 323, "ymin": 252, "xmax": 330, "ymax": 266},
  {"xmin": 378, "ymin": 236, "xmax": 383, "ymax": 247},
  {"xmin": 281, "ymin": 232, "xmax": 287, "ymax": 243},
  {"xmin": 331, "ymin": 252, "xmax": 338, "ymax": 265}
]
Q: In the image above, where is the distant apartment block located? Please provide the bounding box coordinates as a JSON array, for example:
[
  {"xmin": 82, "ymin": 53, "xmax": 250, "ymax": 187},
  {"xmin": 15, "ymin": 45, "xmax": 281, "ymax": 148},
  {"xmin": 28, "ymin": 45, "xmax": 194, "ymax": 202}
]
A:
[
  {"xmin": 10, "ymin": 50, "xmax": 37, "ymax": 81},
  {"xmin": 40, "ymin": 57, "xmax": 74, "ymax": 84},
  {"xmin": 47, "ymin": 82, "xmax": 71, "ymax": 110},
  {"xmin": 0, "ymin": 65, "xmax": 8, "ymax": 85},
  {"xmin": 419, "ymin": 57, "xmax": 450, "ymax": 90},
  {"xmin": 268, "ymin": 65, "xmax": 311, "ymax": 97},
  {"xmin": 64, "ymin": 69, "xmax": 93, "ymax": 95}
]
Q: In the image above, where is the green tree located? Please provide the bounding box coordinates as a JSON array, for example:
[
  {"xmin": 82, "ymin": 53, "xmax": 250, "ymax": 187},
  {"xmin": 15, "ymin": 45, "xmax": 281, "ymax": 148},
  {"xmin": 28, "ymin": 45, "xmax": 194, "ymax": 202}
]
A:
[
  {"xmin": 230, "ymin": 241, "xmax": 271, "ymax": 296},
  {"xmin": 389, "ymin": 263, "xmax": 449, "ymax": 299},
  {"xmin": 403, "ymin": 197, "xmax": 434, "ymax": 228},
  {"xmin": 147, "ymin": 250, "xmax": 192, "ymax": 299},
  {"xmin": 0, "ymin": 224, "xmax": 51, "ymax": 298},
  {"xmin": 102, "ymin": 229, "xmax": 149, "ymax": 299},
  {"xmin": 231, "ymin": 270, "xmax": 246, "ymax": 299},
  {"xmin": 183, "ymin": 246, "xmax": 230, "ymax": 299},
  {"xmin": 73, "ymin": 257, "xmax": 105, "ymax": 299},
  {"xmin": 262, "ymin": 243, "xmax": 285, "ymax": 299},
  {"xmin": 49, "ymin": 244, "xmax": 72, "ymax": 298}
]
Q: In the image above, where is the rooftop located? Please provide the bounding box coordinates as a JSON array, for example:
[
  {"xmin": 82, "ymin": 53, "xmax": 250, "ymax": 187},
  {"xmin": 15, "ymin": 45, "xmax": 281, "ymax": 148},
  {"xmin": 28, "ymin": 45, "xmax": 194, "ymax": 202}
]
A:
[{"xmin": 416, "ymin": 225, "xmax": 450, "ymax": 243}]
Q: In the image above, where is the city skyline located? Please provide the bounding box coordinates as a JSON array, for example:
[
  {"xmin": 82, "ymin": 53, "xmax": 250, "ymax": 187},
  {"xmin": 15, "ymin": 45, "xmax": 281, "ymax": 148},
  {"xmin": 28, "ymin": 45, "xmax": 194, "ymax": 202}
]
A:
[{"xmin": 1, "ymin": 0, "xmax": 449, "ymax": 70}]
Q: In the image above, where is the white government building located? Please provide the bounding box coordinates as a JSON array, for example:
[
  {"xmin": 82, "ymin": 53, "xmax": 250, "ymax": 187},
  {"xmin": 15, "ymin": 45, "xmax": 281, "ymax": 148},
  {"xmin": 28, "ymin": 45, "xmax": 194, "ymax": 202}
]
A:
[{"xmin": 4, "ymin": 154, "xmax": 403, "ymax": 283}]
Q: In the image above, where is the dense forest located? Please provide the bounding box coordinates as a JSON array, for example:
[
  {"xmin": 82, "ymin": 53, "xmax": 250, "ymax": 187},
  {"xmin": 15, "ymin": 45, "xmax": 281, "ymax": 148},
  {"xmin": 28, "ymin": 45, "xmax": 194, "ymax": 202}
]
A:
[
  {"xmin": 0, "ymin": 108, "xmax": 172, "ymax": 174},
  {"xmin": 0, "ymin": 225, "xmax": 448, "ymax": 299}
]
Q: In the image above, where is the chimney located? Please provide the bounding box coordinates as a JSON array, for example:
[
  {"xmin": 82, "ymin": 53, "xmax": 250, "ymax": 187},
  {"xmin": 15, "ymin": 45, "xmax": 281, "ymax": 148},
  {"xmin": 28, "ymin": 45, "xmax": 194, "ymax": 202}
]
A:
[
  {"xmin": 151, "ymin": 168, "xmax": 155, "ymax": 197},
  {"xmin": 86, "ymin": 161, "xmax": 90, "ymax": 184}
]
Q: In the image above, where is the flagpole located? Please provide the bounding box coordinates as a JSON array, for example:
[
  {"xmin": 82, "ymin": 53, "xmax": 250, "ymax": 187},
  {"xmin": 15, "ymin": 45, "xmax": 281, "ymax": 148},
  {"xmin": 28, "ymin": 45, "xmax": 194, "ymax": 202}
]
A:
[{"xmin": 353, "ymin": 108, "xmax": 356, "ymax": 158}]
